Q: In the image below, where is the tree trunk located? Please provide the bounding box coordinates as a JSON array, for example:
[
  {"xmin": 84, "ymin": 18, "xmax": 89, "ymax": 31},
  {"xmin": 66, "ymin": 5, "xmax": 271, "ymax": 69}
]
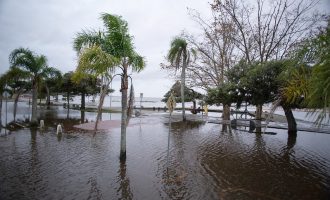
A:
[
  {"xmin": 222, "ymin": 104, "xmax": 231, "ymax": 132},
  {"xmin": 81, "ymin": 92, "xmax": 85, "ymax": 110},
  {"xmin": 46, "ymin": 84, "xmax": 50, "ymax": 109},
  {"xmin": 67, "ymin": 91, "xmax": 70, "ymax": 109},
  {"xmin": 94, "ymin": 85, "xmax": 108, "ymax": 131},
  {"xmin": 0, "ymin": 95, "xmax": 2, "ymax": 126},
  {"xmin": 31, "ymin": 81, "xmax": 38, "ymax": 125},
  {"xmin": 120, "ymin": 65, "xmax": 128, "ymax": 161},
  {"xmin": 13, "ymin": 89, "xmax": 24, "ymax": 122},
  {"xmin": 193, "ymin": 100, "xmax": 196, "ymax": 114},
  {"xmin": 181, "ymin": 59, "xmax": 186, "ymax": 121},
  {"xmin": 80, "ymin": 110, "xmax": 85, "ymax": 123},
  {"xmin": 282, "ymin": 105, "xmax": 297, "ymax": 136},
  {"xmin": 255, "ymin": 104, "xmax": 262, "ymax": 133},
  {"xmin": 66, "ymin": 91, "xmax": 70, "ymax": 119}
]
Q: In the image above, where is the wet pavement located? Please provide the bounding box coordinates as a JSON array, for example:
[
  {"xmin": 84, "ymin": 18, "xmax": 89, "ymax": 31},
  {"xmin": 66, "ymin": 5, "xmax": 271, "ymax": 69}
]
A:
[{"xmin": 0, "ymin": 103, "xmax": 330, "ymax": 199}]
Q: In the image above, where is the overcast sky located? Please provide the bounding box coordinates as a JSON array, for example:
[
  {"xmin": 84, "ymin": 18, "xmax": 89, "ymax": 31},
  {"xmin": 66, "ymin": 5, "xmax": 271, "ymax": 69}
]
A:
[
  {"xmin": 0, "ymin": 0, "xmax": 212, "ymax": 98},
  {"xmin": 0, "ymin": 0, "xmax": 329, "ymax": 98}
]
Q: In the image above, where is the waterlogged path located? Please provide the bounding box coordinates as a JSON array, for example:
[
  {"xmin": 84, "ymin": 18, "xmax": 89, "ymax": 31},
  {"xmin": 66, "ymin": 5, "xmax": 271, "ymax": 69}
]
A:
[{"xmin": 1, "ymin": 109, "xmax": 330, "ymax": 199}]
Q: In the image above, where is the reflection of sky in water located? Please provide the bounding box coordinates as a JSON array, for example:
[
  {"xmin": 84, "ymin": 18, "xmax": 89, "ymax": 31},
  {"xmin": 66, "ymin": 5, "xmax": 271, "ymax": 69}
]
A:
[{"xmin": 0, "ymin": 112, "xmax": 329, "ymax": 199}]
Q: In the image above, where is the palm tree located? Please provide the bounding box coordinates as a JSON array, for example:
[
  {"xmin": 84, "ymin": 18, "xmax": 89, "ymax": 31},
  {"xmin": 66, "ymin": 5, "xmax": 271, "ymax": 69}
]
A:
[
  {"xmin": 43, "ymin": 68, "xmax": 62, "ymax": 109},
  {"xmin": 3, "ymin": 67, "xmax": 30, "ymax": 121},
  {"xmin": 9, "ymin": 48, "xmax": 53, "ymax": 125},
  {"xmin": 0, "ymin": 74, "xmax": 7, "ymax": 126},
  {"xmin": 73, "ymin": 45, "xmax": 117, "ymax": 130},
  {"xmin": 74, "ymin": 13, "xmax": 146, "ymax": 161},
  {"xmin": 167, "ymin": 37, "xmax": 195, "ymax": 121},
  {"xmin": 283, "ymin": 20, "xmax": 330, "ymax": 126}
]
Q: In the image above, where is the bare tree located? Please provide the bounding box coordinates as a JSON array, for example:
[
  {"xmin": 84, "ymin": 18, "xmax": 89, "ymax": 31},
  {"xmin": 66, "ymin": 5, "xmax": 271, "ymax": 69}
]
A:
[
  {"xmin": 212, "ymin": 0, "xmax": 321, "ymax": 63},
  {"xmin": 184, "ymin": 9, "xmax": 239, "ymax": 90},
  {"xmin": 186, "ymin": 9, "xmax": 239, "ymax": 130},
  {"xmin": 161, "ymin": 9, "xmax": 238, "ymax": 130},
  {"xmin": 211, "ymin": 0, "xmax": 323, "ymax": 122}
]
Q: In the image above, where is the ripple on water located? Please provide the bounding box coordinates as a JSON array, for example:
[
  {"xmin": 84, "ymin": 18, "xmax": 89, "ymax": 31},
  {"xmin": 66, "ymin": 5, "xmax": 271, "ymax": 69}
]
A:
[{"xmin": 0, "ymin": 114, "xmax": 330, "ymax": 200}]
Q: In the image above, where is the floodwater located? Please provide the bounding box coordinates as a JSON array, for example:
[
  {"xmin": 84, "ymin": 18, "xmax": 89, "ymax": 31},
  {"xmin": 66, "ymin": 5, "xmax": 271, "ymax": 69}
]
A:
[{"xmin": 1, "ymin": 103, "xmax": 330, "ymax": 199}]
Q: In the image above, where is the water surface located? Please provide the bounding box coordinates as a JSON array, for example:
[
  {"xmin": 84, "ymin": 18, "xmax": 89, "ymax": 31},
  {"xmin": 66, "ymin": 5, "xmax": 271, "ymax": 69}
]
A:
[{"xmin": 1, "ymin": 107, "xmax": 330, "ymax": 199}]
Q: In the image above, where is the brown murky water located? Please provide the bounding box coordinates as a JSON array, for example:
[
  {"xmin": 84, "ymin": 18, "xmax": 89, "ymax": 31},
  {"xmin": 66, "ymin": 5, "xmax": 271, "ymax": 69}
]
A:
[{"xmin": 1, "ymin": 103, "xmax": 330, "ymax": 199}]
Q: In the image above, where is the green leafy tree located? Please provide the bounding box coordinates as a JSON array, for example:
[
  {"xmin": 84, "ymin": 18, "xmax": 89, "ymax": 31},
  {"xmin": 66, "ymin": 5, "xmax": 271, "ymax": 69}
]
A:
[
  {"xmin": 244, "ymin": 62, "xmax": 284, "ymax": 119},
  {"xmin": 283, "ymin": 19, "xmax": 330, "ymax": 125},
  {"xmin": 9, "ymin": 48, "xmax": 55, "ymax": 125},
  {"xmin": 167, "ymin": 37, "xmax": 195, "ymax": 121},
  {"xmin": 4, "ymin": 67, "xmax": 30, "ymax": 121},
  {"xmin": 61, "ymin": 72, "xmax": 76, "ymax": 110},
  {"xmin": 206, "ymin": 82, "xmax": 242, "ymax": 131},
  {"xmin": 226, "ymin": 60, "xmax": 295, "ymax": 133},
  {"xmin": 162, "ymin": 81, "xmax": 203, "ymax": 111},
  {"xmin": 72, "ymin": 73, "xmax": 100, "ymax": 110},
  {"xmin": 43, "ymin": 68, "xmax": 62, "ymax": 109},
  {"xmin": 0, "ymin": 73, "xmax": 7, "ymax": 126},
  {"xmin": 74, "ymin": 13, "xmax": 146, "ymax": 161}
]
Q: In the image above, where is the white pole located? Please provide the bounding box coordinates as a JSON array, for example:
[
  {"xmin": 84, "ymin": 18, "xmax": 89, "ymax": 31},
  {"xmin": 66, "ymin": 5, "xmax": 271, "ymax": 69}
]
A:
[
  {"xmin": 5, "ymin": 82, "xmax": 8, "ymax": 135},
  {"xmin": 166, "ymin": 92, "xmax": 176, "ymax": 175},
  {"xmin": 109, "ymin": 81, "xmax": 112, "ymax": 108},
  {"xmin": 166, "ymin": 112, "xmax": 171, "ymax": 173},
  {"xmin": 140, "ymin": 93, "xmax": 143, "ymax": 114}
]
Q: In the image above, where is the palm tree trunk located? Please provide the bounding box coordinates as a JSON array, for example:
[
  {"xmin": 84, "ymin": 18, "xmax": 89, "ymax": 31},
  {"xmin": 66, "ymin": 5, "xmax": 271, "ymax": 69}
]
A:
[
  {"xmin": 282, "ymin": 105, "xmax": 297, "ymax": 136},
  {"xmin": 46, "ymin": 84, "xmax": 50, "ymax": 109},
  {"xmin": 120, "ymin": 66, "xmax": 128, "ymax": 161},
  {"xmin": 13, "ymin": 89, "xmax": 24, "ymax": 121},
  {"xmin": 67, "ymin": 91, "xmax": 70, "ymax": 109},
  {"xmin": 0, "ymin": 95, "xmax": 2, "ymax": 126},
  {"xmin": 181, "ymin": 59, "xmax": 186, "ymax": 121},
  {"xmin": 94, "ymin": 85, "xmax": 108, "ymax": 131},
  {"xmin": 31, "ymin": 81, "xmax": 38, "ymax": 125}
]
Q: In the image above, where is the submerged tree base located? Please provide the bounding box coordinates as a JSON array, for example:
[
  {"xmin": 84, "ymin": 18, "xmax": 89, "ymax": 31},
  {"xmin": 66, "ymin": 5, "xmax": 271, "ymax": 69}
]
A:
[{"xmin": 120, "ymin": 151, "xmax": 126, "ymax": 161}]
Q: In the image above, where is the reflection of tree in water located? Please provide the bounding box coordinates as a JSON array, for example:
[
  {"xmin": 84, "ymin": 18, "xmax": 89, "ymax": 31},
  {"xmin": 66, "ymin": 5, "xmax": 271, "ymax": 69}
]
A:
[
  {"xmin": 168, "ymin": 120, "xmax": 204, "ymax": 131},
  {"xmin": 161, "ymin": 120, "xmax": 204, "ymax": 199},
  {"xmin": 28, "ymin": 128, "xmax": 42, "ymax": 199},
  {"xmin": 87, "ymin": 176, "xmax": 103, "ymax": 200},
  {"xmin": 198, "ymin": 129, "xmax": 329, "ymax": 199},
  {"xmin": 116, "ymin": 161, "xmax": 133, "ymax": 200},
  {"xmin": 280, "ymin": 134, "xmax": 297, "ymax": 165}
]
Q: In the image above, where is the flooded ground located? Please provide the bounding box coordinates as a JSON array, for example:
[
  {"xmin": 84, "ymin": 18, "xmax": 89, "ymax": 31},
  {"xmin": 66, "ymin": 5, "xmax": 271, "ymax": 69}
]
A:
[{"xmin": 1, "ymin": 103, "xmax": 330, "ymax": 199}]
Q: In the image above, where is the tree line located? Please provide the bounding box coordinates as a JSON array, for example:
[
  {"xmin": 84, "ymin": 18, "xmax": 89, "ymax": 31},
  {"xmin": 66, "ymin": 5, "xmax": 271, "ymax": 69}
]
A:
[
  {"xmin": 162, "ymin": 0, "xmax": 329, "ymax": 135},
  {"xmin": 0, "ymin": 13, "xmax": 146, "ymax": 161}
]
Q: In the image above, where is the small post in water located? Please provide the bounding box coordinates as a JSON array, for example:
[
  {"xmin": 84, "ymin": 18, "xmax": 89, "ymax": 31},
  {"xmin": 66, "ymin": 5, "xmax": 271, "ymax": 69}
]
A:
[
  {"xmin": 56, "ymin": 124, "xmax": 62, "ymax": 135},
  {"xmin": 166, "ymin": 92, "xmax": 176, "ymax": 174},
  {"xmin": 40, "ymin": 120, "xmax": 44, "ymax": 129}
]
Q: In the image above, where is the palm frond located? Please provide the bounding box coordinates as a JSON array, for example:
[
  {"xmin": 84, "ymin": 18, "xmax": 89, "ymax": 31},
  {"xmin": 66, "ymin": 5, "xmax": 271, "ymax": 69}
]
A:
[
  {"xmin": 129, "ymin": 52, "xmax": 146, "ymax": 72},
  {"xmin": 9, "ymin": 48, "xmax": 36, "ymax": 72},
  {"xmin": 73, "ymin": 30, "xmax": 103, "ymax": 54},
  {"xmin": 76, "ymin": 45, "xmax": 118, "ymax": 79},
  {"xmin": 6, "ymin": 66, "xmax": 30, "ymax": 80}
]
